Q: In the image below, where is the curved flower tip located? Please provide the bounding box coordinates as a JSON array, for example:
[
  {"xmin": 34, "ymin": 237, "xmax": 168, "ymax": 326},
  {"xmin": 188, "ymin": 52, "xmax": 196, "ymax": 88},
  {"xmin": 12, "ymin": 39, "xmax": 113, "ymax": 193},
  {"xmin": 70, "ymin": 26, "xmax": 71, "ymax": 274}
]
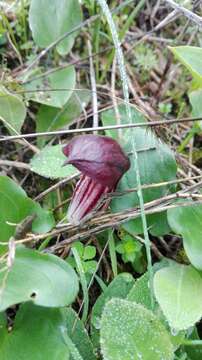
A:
[{"xmin": 63, "ymin": 134, "xmax": 130, "ymax": 225}]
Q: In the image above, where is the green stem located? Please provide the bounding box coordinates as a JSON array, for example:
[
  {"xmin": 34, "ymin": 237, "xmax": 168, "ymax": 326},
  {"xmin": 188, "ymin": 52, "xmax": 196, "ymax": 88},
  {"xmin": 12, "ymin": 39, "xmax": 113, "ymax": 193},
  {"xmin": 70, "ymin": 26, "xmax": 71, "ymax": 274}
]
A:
[
  {"xmin": 97, "ymin": 0, "xmax": 154, "ymax": 308},
  {"xmin": 100, "ymin": 0, "xmax": 145, "ymax": 82},
  {"xmin": 72, "ymin": 248, "xmax": 89, "ymax": 323},
  {"xmin": 20, "ymin": 0, "xmax": 28, "ymax": 54},
  {"xmin": 178, "ymin": 124, "xmax": 198, "ymax": 153},
  {"xmin": 182, "ymin": 339, "xmax": 202, "ymax": 346},
  {"xmin": 108, "ymin": 230, "xmax": 118, "ymax": 277},
  {"xmin": 119, "ymin": 0, "xmax": 146, "ymax": 40}
]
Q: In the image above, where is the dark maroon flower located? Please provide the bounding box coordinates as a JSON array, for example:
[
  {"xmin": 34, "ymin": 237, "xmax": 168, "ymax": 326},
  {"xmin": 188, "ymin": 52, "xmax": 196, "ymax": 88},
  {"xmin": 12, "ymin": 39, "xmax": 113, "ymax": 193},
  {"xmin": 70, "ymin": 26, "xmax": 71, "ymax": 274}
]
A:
[{"xmin": 63, "ymin": 134, "xmax": 130, "ymax": 225}]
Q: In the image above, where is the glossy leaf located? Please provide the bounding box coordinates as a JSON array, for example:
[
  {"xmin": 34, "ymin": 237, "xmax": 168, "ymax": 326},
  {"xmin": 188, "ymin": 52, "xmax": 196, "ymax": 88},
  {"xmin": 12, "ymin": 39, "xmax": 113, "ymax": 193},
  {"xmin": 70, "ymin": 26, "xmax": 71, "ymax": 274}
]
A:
[
  {"xmin": 0, "ymin": 303, "xmax": 70, "ymax": 360},
  {"xmin": 0, "ymin": 246, "xmax": 79, "ymax": 311},
  {"xmin": 0, "ymin": 86, "xmax": 26, "ymax": 134},
  {"xmin": 36, "ymin": 90, "xmax": 90, "ymax": 147},
  {"xmin": 30, "ymin": 145, "xmax": 79, "ymax": 179},
  {"xmin": 23, "ymin": 66, "xmax": 76, "ymax": 108},
  {"xmin": 170, "ymin": 46, "xmax": 202, "ymax": 80},
  {"xmin": 167, "ymin": 203, "xmax": 202, "ymax": 270},
  {"xmin": 100, "ymin": 298, "xmax": 174, "ymax": 360},
  {"xmin": 154, "ymin": 263, "xmax": 202, "ymax": 330},
  {"xmin": 29, "ymin": 0, "xmax": 82, "ymax": 55},
  {"xmin": 0, "ymin": 176, "xmax": 54, "ymax": 252}
]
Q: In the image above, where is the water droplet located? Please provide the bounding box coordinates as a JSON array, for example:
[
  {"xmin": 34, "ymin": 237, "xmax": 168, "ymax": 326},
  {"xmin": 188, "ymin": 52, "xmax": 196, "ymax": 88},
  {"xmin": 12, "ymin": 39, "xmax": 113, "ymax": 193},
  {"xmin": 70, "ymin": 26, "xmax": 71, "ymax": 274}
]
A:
[{"xmin": 170, "ymin": 327, "xmax": 179, "ymax": 336}]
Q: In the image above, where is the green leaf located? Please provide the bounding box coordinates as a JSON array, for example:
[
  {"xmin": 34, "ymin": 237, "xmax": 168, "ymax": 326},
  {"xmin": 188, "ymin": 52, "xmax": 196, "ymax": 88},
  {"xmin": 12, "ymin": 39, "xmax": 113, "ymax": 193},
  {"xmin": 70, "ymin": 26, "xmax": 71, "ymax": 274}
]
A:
[
  {"xmin": 154, "ymin": 263, "xmax": 202, "ymax": 331},
  {"xmin": 127, "ymin": 272, "xmax": 152, "ymax": 310},
  {"xmin": 65, "ymin": 308, "xmax": 97, "ymax": 360},
  {"xmin": 100, "ymin": 298, "xmax": 174, "ymax": 360},
  {"xmin": 91, "ymin": 273, "xmax": 134, "ymax": 350},
  {"xmin": 189, "ymin": 89, "xmax": 202, "ymax": 129},
  {"xmin": 0, "ymin": 246, "xmax": 79, "ymax": 310},
  {"xmin": 102, "ymin": 105, "xmax": 177, "ymax": 235},
  {"xmin": 23, "ymin": 66, "xmax": 76, "ymax": 108},
  {"xmin": 112, "ymin": 128, "xmax": 176, "ymax": 214},
  {"xmin": 0, "ymin": 86, "xmax": 26, "ymax": 134},
  {"xmin": 36, "ymin": 90, "xmax": 90, "ymax": 147},
  {"xmin": 91, "ymin": 273, "xmax": 134, "ymax": 331},
  {"xmin": 101, "ymin": 104, "xmax": 145, "ymax": 139},
  {"xmin": 127, "ymin": 271, "xmax": 186, "ymax": 351},
  {"xmin": 83, "ymin": 246, "xmax": 96, "ymax": 260},
  {"xmin": 0, "ymin": 303, "xmax": 70, "ymax": 360},
  {"xmin": 167, "ymin": 203, "xmax": 202, "ymax": 270},
  {"xmin": 72, "ymin": 242, "xmax": 84, "ymax": 257},
  {"xmin": 0, "ymin": 175, "xmax": 54, "ymax": 252},
  {"xmin": 29, "ymin": 0, "xmax": 82, "ymax": 55},
  {"xmin": 170, "ymin": 46, "xmax": 202, "ymax": 80},
  {"xmin": 30, "ymin": 144, "xmax": 79, "ymax": 179},
  {"xmin": 148, "ymin": 211, "xmax": 172, "ymax": 236},
  {"xmin": 82, "ymin": 260, "xmax": 97, "ymax": 274}
]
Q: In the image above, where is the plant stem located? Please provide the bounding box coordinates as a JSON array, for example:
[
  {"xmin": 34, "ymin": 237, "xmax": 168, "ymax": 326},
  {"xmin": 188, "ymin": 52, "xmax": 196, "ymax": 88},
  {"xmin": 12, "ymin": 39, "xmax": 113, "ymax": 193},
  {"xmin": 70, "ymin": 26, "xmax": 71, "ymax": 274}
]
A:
[
  {"xmin": 108, "ymin": 230, "xmax": 118, "ymax": 277},
  {"xmin": 182, "ymin": 339, "xmax": 202, "ymax": 346},
  {"xmin": 72, "ymin": 248, "xmax": 89, "ymax": 323},
  {"xmin": 97, "ymin": 0, "xmax": 154, "ymax": 308}
]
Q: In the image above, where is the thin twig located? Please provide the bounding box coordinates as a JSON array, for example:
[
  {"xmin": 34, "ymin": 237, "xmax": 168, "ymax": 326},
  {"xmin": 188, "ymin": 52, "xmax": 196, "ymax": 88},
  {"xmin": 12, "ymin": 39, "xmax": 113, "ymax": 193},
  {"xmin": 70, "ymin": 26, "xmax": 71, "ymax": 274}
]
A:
[
  {"xmin": 34, "ymin": 173, "xmax": 79, "ymax": 201},
  {"xmin": 0, "ymin": 116, "xmax": 39, "ymax": 153},
  {"xmin": 12, "ymin": 181, "xmax": 202, "ymax": 250},
  {"xmin": 48, "ymin": 198, "xmax": 202, "ymax": 253},
  {"xmin": 0, "ymin": 160, "xmax": 30, "ymax": 170},
  {"xmin": 164, "ymin": 0, "xmax": 202, "ymax": 28},
  {"xmin": 20, "ymin": 0, "xmax": 136, "ymax": 78},
  {"xmin": 107, "ymin": 174, "xmax": 202, "ymax": 199},
  {"xmin": 21, "ymin": 15, "xmax": 99, "ymax": 77},
  {"xmin": 0, "ymin": 116, "xmax": 201, "ymax": 142}
]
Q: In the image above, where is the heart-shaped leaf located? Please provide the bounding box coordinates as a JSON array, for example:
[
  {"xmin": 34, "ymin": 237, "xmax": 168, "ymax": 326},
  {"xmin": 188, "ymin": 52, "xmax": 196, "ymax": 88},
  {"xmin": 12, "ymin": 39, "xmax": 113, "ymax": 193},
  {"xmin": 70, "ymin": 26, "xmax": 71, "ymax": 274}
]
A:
[
  {"xmin": 0, "ymin": 303, "xmax": 70, "ymax": 360},
  {"xmin": 167, "ymin": 203, "xmax": 202, "ymax": 270},
  {"xmin": 29, "ymin": 0, "xmax": 82, "ymax": 55},
  {"xmin": 154, "ymin": 263, "xmax": 202, "ymax": 331},
  {"xmin": 30, "ymin": 144, "xmax": 79, "ymax": 179},
  {"xmin": 0, "ymin": 246, "xmax": 79, "ymax": 310},
  {"xmin": 0, "ymin": 86, "xmax": 26, "ymax": 134},
  {"xmin": 0, "ymin": 176, "xmax": 54, "ymax": 252},
  {"xmin": 100, "ymin": 298, "xmax": 174, "ymax": 360}
]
